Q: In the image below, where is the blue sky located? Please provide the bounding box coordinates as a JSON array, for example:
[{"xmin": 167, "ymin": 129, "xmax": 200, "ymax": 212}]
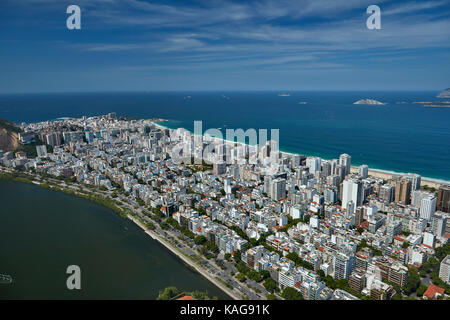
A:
[{"xmin": 0, "ymin": 0, "xmax": 449, "ymax": 93}]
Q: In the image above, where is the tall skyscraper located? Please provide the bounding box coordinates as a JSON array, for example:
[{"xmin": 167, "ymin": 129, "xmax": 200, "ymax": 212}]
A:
[
  {"xmin": 36, "ymin": 145, "xmax": 47, "ymax": 158},
  {"xmin": 339, "ymin": 153, "xmax": 351, "ymax": 176},
  {"xmin": 321, "ymin": 161, "xmax": 332, "ymax": 178},
  {"xmin": 395, "ymin": 179, "xmax": 412, "ymax": 205},
  {"xmin": 324, "ymin": 188, "xmax": 338, "ymax": 204},
  {"xmin": 306, "ymin": 157, "xmax": 321, "ymax": 175},
  {"xmin": 439, "ymin": 255, "xmax": 450, "ymax": 284},
  {"xmin": 404, "ymin": 173, "xmax": 421, "ymax": 191},
  {"xmin": 359, "ymin": 165, "xmax": 368, "ymax": 179},
  {"xmin": 379, "ymin": 184, "xmax": 394, "ymax": 203},
  {"xmin": 420, "ymin": 195, "xmax": 437, "ymax": 220},
  {"xmin": 213, "ymin": 162, "xmax": 226, "ymax": 176},
  {"xmin": 271, "ymin": 178, "xmax": 286, "ymax": 201},
  {"xmin": 334, "ymin": 253, "xmax": 354, "ymax": 280},
  {"xmin": 437, "ymin": 185, "xmax": 450, "ymax": 213},
  {"xmin": 45, "ymin": 132, "xmax": 62, "ymax": 147},
  {"xmin": 342, "ymin": 178, "xmax": 364, "ymax": 213},
  {"xmin": 431, "ymin": 212, "xmax": 447, "ymax": 237}
]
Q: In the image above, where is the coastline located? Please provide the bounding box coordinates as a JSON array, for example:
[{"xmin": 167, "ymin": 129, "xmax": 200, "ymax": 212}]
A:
[
  {"xmin": 127, "ymin": 215, "xmax": 240, "ymax": 300},
  {"xmin": 0, "ymin": 169, "xmax": 238, "ymax": 300},
  {"xmin": 152, "ymin": 120, "xmax": 450, "ymax": 188}
]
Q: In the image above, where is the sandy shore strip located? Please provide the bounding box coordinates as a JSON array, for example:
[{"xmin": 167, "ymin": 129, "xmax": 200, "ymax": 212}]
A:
[
  {"xmin": 349, "ymin": 167, "xmax": 448, "ymax": 189},
  {"xmin": 127, "ymin": 215, "xmax": 240, "ymax": 300},
  {"xmin": 151, "ymin": 120, "xmax": 450, "ymax": 189}
]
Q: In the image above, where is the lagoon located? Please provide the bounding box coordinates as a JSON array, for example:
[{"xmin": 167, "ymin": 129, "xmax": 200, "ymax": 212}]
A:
[{"xmin": 0, "ymin": 179, "xmax": 229, "ymax": 299}]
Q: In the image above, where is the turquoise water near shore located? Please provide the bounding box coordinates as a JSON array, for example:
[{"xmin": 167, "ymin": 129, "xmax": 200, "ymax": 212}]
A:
[
  {"xmin": 0, "ymin": 91, "xmax": 449, "ymax": 180},
  {"xmin": 0, "ymin": 179, "xmax": 229, "ymax": 299}
]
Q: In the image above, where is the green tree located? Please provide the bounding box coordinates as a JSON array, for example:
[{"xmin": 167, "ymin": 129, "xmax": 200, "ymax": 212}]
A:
[
  {"xmin": 156, "ymin": 286, "xmax": 179, "ymax": 300},
  {"xmin": 194, "ymin": 235, "xmax": 207, "ymax": 245},
  {"xmin": 404, "ymin": 268, "xmax": 421, "ymax": 295},
  {"xmin": 263, "ymin": 278, "xmax": 277, "ymax": 293},
  {"xmin": 236, "ymin": 273, "xmax": 246, "ymax": 282},
  {"xmin": 416, "ymin": 285, "xmax": 427, "ymax": 297},
  {"xmin": 281, "ymin": 287, "xmax": 303, "ymax": 300}
]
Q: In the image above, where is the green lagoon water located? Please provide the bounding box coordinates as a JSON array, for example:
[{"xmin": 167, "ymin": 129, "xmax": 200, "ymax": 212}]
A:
[{"xmin": 0, "ymin": 179, "xmax": 229, "ymax": 299}]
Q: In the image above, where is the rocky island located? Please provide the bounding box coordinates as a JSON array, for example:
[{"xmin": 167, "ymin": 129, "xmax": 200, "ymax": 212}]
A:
[
  {"xmin": 437, "ymin": 88, "xmax": 450, "ymax": 98},
  {"xmin": 353, "ymin": 99, "xmax": 386, "ymax": 105}
]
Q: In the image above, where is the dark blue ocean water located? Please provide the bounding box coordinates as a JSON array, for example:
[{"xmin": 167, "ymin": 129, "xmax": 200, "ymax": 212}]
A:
[{"xmin": 0, "ymin": 91, "xmax": 449, "ymax": 181}]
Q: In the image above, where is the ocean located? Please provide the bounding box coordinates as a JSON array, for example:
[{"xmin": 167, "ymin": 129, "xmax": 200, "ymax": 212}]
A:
[{"xmin": 0, "ymin": 91, "xmax": 449, "ymax": 181}]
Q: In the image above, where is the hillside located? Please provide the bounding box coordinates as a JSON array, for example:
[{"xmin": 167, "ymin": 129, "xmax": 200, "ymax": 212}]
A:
[{"xmin": 0, "ymin": 118, "xmax": 20, "ymax": 152}]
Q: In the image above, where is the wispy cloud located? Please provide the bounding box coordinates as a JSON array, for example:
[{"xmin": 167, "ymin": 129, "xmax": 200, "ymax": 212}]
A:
[{"xmin": 1, "ymin": 0, "xmax": 449, "ymax": 92}]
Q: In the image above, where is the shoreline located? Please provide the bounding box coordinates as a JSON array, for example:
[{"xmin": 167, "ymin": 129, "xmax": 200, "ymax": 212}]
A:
[
  {"xmin": 127, "ymin": 215, "xmax": 240, "ymax": 300},
  {"xmin": 152, "ymin": 120, "xmax": 450, "ymax": 188},
  {"xmin": 0, "ymin": 170, "xmax": 239, "ymax": 300}
]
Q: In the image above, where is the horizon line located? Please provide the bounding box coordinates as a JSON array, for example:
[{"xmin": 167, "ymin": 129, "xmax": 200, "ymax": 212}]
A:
[{"xmin": 0, "ymin": 89, "xmax": 444, "ymax": 95}]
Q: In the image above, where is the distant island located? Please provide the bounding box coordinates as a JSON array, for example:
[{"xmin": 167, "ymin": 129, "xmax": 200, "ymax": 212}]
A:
[
  {"xmin": 278, "ymin": 93, "xmax": 290, "ymax": 97},
  {"xmin": 413, "ymin": 101, "xmax": 450, "ymax": 108},
  {"xmin": 424, "ymin": 102, "xmax": 450, "ymax": 108},
  {"xmin": 353, "ymin": 99, "xmax": 386, "ymax": 105},
  {"xmin": 437, "ymin": 88, "xmax": 450, "ymax": 98}
]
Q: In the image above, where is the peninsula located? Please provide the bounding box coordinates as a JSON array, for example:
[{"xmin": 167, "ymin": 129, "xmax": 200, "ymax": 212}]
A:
[{"xmin": 1, "ymin": 114, "xmax": 450, "ymax": 301}]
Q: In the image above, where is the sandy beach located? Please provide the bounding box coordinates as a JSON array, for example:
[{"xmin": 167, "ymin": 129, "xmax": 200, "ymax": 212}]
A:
[
  {"xmin": 151, "ymin": 120, "xmax": 450, "ymax": 189},
  {"xmin": 349, "ymin": 167, "xmax": 447, "ymax": 189}
]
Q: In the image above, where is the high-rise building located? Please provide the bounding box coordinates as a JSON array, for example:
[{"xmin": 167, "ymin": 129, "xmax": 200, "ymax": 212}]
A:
[
  {"xmin": 349, "ymin": 270, "xmax": 366, "ymax": 293},
  {"xmin": 336, "ymin": 165, "xmax": 346, "ymax": 182},
  {"xmin": 346, "ymin": 200, "xmax": 355, "ymax": 219},
  {"xmin": 431, "ymin": 212, "xmax": 448, "ymax": 237},
  {"xmin": 342, "ymin": 178, "xmax": 364, "ymax": 213},
  {"xmin": 395, "ymin": 179, "xmax": 412, "ymax": 205},
  {"xmin": 423, "ymin": 232, "xmax": 435, "ymax": 248},
  {"xmin": 63, "ymin": 131, "xmax": 84, "ymax": 144},
  {"xmin": 263, "ymin": 175, "xmax": 272, "ymax": 195},
  {"xmin": 36, "ymin": 145, "xmax": 47, "ymax": 158},
  {"xmin": 321, "ymin": 161, "xmax": 332, "ymax": 178},
  {"xmin": 412, "ymin": 190, "xmax": 426, "ymax": 207},
  {"xmin": 420, "ymin": 195, "xmax": 437, "ymax": 220},
  {"xmin": 388, "ymin": 264, "xmax": 409, "ymax": 288},
  {"xmin": 45, "ymin": 132, "xmax": 62, "ymax": 147},
  {"xmin": 292, "ymin": 154, "xmax": 301, "ymax": 167},
  {"xmin": 223, "ymin": 178, "xmax": 231, "ymax": 194},
  {"xmin": 85, "ymin": 131, "xmax": 95, "ymax": 143},
  {"xmin": 359, "ymin": 165, "xmax": 368, "ymax": 179},
  {"xmin": 306, "ymin": 157, "xmax": 321, "ymax": 175},
  {"xmin": 213, "ymin": 162, "xmax": 226, "ymax": 176},
  {"xmin": 439, "ymin": 255, "xmax": 450, "ymax": 284},
  {"xmin": 334, "ymin": 253, "xmax": 354, "ymax": 280},
  {"xmin": 271, "ymin": 178, "xmax": 286, "ymax": 201},
  {"xmin": 386, "ymin": 221, "xmax": 402, "ymax": 243},
  {"xmin": 324, "ymin": 188, "xmax": 338, "ymax": 204},
  {"xmin": 355, "ymin": 207, "xmax": 364, "ymax": 227},
  {"xmin": 339, "ymin": 153, "xmax": 351, "ymax": 176},
  {"xmin": 437, "ymin": 185, "xmax": 450, "ymax": 213},
  {"xmin": 404, "ymin": 173, "xmax": 421, "ymax": 191},
  {"xmin": 379, "ymin": 184, "xmax": 394, "ymax": 203}
]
